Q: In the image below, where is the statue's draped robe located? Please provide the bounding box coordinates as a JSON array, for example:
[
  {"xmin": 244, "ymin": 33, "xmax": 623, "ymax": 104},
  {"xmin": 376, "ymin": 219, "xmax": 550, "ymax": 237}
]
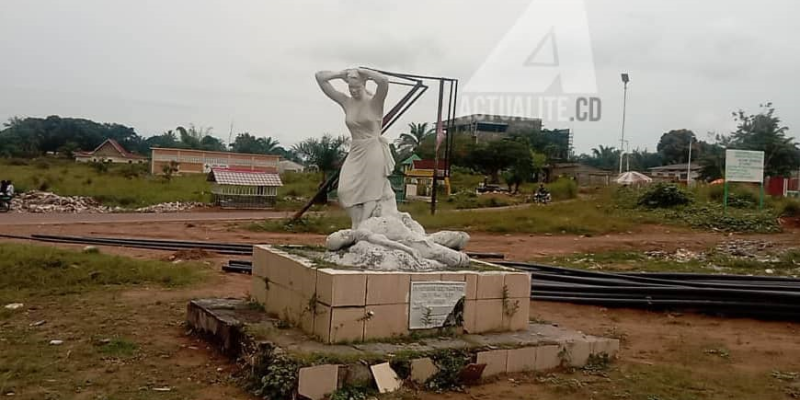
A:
[{"xmin": 337, "ymin": 101, "xmax": 395, "ymax": 208}]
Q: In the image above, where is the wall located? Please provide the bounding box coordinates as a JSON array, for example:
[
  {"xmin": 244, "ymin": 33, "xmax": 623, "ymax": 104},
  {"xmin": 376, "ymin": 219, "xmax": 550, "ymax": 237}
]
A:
[{"xmin": 150, "ymin": 148, "xmax": 280, "ymax": 175}]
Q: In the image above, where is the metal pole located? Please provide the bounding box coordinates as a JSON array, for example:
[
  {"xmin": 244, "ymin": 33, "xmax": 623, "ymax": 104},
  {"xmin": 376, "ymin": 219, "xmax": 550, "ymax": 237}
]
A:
[
  {"xmin": 686, "ymin": 135, "xmax": 693, "ymax": 186},
  {"xmin": 626, "ymin": 141, "xmax": 630, "ymax": 172},
  {"xmin": 619, "ymin": 81, "xmax": 629, "ymax": 174},
  {"xmin": 431, "ymin": 80, "xmax": 445, "ymax": 215}
]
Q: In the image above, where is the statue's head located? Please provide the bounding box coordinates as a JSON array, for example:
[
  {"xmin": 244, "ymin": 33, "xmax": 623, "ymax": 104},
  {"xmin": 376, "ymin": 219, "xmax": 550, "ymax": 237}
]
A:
[
  {"xmin": 326, "ymin": 229, "xmax": 356, "ymax": 251},
  {"xmin": 345, "ymin": 70, "xmax": 367, "ymax": 99}
]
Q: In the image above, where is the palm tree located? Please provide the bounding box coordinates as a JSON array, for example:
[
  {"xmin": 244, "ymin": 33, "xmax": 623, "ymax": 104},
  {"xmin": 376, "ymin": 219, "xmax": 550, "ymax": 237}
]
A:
[
  {"xmin": 260, "ymin": 137, "xmax": 281, "ymax": 154},
  {"xmin": 292, "ymin": 134, "xmax": 349, "ymax": 202},
  {"xmin": 395, "ymin": 122, "xmax": 435, "ymax": 156},
  {"xmin": 589, "ymin": 145, "xmax": 621, "ymax": 170}
]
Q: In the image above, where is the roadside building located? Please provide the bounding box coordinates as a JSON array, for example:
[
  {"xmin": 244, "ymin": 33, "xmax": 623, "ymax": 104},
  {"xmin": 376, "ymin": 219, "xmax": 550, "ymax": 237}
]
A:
[
  {"xmin": 278, "ymin": 159, "xmax": 305, "ymax": 174},
  {"xmin": 399, "ymin": 154, "xmax": 421, "ymax": 174},
  {"xmin": 648, "ymin": 163, "xmax": 701, "ymax": 183},
  {"xmin": 150, "ymin": 148, "xmax": 279, "ymax": 175},
  {"xmin": 207, "ymin": 168, "xmax": 283, "ymax": 209},
  {"xmin": 404, "ymin": 159, "xmax": 449, "ymax": 198},
  {"xmin": 447, "ymin": 114, "xmax": 543, "ymax": 143},
  {"xmin": 445, "ymin": 114, "xmax": 572, "ymax": 160},
  {"xmin": 75, "ymin": 139, "xmax": 147, "ymax": 164},
  {"xmin": 549, "ymin": 163, "xmax": 614, "ymax": 186}
]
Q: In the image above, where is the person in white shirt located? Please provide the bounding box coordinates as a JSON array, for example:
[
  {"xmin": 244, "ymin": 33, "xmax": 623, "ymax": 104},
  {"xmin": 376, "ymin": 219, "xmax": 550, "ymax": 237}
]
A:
[{"xmin": 6, "ymin": 181, "xmax": 14, "ymax": 196}]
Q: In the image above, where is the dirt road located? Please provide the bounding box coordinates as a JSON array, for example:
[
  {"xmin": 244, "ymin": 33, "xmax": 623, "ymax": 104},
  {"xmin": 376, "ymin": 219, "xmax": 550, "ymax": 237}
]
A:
[
  {"xmin": 0, "ymin": 210, "xmax": 289, "ymax": 225},
  {"xmin": 4, "ymin": 215, "xmax": 800, "ymax": 399},
  {"xmin": 4, "ymin": 218, "xmax": 799, "ymax": 261}
]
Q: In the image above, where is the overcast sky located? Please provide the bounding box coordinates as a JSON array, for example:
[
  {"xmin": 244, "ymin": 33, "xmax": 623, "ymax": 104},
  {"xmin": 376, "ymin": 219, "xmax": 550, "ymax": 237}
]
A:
[{"xmin": 1, "ymin": 0, "xmax": 799, "ymax": 153}]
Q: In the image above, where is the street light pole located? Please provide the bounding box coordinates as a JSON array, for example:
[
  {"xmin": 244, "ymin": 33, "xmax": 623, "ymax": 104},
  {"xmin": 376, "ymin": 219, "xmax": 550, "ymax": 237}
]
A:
[
  {"xmin": 624, "ymin": 140, "xmax": 630, "ymax": 172},
  {"xmin": 619, "ymin": 73, "xmax": 630, "ymax": 175},
  {"xmin": 686, "ymin": 134, "xmax": 694, "ymax": 186}
]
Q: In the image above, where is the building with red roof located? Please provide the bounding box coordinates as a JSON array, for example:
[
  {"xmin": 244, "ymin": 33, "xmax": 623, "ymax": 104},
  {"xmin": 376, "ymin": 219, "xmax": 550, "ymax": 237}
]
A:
[{"xmin": 74, "ymin": 139, "xmax": 147, "ymax": 164}]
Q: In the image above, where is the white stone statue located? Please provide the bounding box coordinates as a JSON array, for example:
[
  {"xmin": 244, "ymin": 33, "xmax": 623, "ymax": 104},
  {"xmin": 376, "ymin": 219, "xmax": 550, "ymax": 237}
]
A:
[
  {"xmin": 315, "ymin": 68, "xmax": 398, "ymax": 228},
  {"xmin": 324, "ymin": 214, "xmax": 471, "ymax": 271},
  {"xmin": 316, "ymin": 68, "xmax": 471, "ymax": 270}
]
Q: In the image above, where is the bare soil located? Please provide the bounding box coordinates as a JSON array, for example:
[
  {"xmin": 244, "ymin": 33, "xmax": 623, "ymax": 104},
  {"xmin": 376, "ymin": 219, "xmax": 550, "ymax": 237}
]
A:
[
  {"xmin": 5, "ymin": 219, "xmax": 799, "ymax": 261},
  {"xmin": 3, "ymin": 218, "xmax": 800, "ymax": 399}
]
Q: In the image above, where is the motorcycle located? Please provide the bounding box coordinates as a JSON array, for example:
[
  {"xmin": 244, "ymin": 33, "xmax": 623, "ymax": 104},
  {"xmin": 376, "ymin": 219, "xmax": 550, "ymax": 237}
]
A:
[
  {"xmin": 533, "ymin": 192, "xmax": 551, "ymax": 205},
  {"xmin": 0, "ymin": 195, "xmax": 11, "ymax": 213}
]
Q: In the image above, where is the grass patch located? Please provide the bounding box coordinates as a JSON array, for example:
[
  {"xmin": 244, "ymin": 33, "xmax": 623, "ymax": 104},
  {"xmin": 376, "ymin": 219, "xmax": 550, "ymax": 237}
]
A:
[
  {"xmin": 250, "ymin": 198, "xmax": 643, "ymax": 235},
  {"xmin": 1, "ymin": 158, "xmax": 211, "ymax": 208},
  {"xmin": 540, "ymin": 249, "xmax": 800, "ymax": 276},
  {"xmin": 0, "ymin": 243, "xmax": 206, "ymax": 302},
  {"xmin": 98, "ymin": 338, "xmax": 139, "ymax": 358}
]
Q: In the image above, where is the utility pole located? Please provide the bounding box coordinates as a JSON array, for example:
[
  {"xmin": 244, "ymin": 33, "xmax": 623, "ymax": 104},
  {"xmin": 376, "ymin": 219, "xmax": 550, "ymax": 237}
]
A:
[
  {"xmin": 619, "ymin": 73, "xmax": 630, "ymax": 174},
  {"xmin": 686, "ymin": 134, "xmax": 694, "ymax": 186},
  {"xmin": 624, "ymin": 140, "xmax": 630, "ymax": 172},
  {"xmin": 431, "ymin": 80, "xmax": 445, "ymax": 215},
  {"xmin": 228, "ymin": 120, "xmax": 234, "ymax": 151}
]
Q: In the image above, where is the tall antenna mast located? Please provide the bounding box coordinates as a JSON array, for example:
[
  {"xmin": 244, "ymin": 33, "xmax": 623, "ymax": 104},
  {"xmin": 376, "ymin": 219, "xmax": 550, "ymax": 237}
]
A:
[{"xmin": 228, "ymin": 120, "xmax": 234, "ymax": 150}]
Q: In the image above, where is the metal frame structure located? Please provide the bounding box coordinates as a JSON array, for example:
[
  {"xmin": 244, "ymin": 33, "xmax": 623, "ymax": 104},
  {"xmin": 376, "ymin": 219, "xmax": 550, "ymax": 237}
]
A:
[{"xmin": 292, "ymin": 68, "xmax": 458, "ymax": 221}]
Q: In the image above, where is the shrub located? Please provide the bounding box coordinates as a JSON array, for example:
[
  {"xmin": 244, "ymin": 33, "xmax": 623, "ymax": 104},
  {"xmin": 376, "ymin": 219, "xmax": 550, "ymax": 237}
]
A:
[
  {"xmin": 777, "ymin": 199, "xmax": 800, "ymax": 217},
  {"xmin": 547, "ymin": 177, "xmax": 578, "ymax": 200},
  {"xmin": 637, "ymin": 183, "xmax": 692, "ymax": 208},
  {"xmin": 703, "ymin": 183, "xmax": 760, "ymax": 208},
  {"xmin": 89, "ymin": 161, "xmax": 109, "ymax": 174},
  {"xmin": 6, "ymin": 158, "xmax": 30, "ymax": 166},
  {"xmin": 117, "ymin": 164, "xmax": 146, "ymax": 179},
  {"xmin": 34, "ymin": 159, "xmax": 51, "ymax": 170},
  {"xmin": 657, "ymin": 204, "xmax": 780, "ymax": 233}
]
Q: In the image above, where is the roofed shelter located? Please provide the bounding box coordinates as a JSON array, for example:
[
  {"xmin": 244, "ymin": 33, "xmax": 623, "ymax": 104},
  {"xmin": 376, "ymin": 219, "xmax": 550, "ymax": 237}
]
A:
[
  {"xmin": 207, "ymin": 168, "xmax": 283, "ymax": 209},
  {"xmin": 75, "ymin": 139, "xmax": 147, "ymax": 164}
]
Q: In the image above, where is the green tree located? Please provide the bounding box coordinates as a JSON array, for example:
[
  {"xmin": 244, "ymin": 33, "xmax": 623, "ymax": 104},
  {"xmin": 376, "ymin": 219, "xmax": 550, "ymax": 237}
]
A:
[
  {"xmin": 395, "ymin": 122, "xmax": 435, "ymax": 156},
  {"xmin": 292, "ymin": 134, "xmax": 349, "ymax": 202},
  {"xmin": 466, "ymin": 139, "xmax": 531, "ymax": 184},
  {"xmin": 0, "ymin": 115, "xmax": 142, "ymax": 157},
  {"xmin": 657, "ymin": 129, "xmax": 700, "ymax": 164},
  {"xmin": 578, "ymin": 145, "xmax": 621, "ymax": 170},
  {"xmin": 726, "ymin": 103, "xmax": 799, "ymax": 177},
  {"xmin": 502, "ymin": 151, "xmax": 546, "ymax": 193},
  {"xmin": 626, "ymin": 149, "xmax": 663, "ymax": 171},
  {"xmin": 231, "ymin": 133, "xmax": 282, "ymax": 154}
]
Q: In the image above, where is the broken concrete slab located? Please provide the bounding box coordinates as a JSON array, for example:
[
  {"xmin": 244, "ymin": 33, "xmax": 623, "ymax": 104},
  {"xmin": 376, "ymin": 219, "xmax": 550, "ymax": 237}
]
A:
[
  {"xmin": 370, "ymin": 362, "xmax": 402, "ymax": 394},
  {"xmin": 410, "ymin": 358, "xmax": 438, "ymax": 384},
  {"xmin": 297, "ymin": 364, "xmax": 339, "ymax": 400},
  {"xmin": 476, "ymin": 350, "xmax": 508, "ymax": 377}
]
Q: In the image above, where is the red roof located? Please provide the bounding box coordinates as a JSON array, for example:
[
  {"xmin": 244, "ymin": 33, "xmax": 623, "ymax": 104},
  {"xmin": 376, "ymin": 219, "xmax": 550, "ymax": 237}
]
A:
[
  {"xmin": 412, "ymin": 159, "xmax": 447, "ymax": 171},
  {"xmin": 208, "ymin": 168, "xmax": 283, "ymax": 187},
  {"xmin": 76, "ymin": 139, "xmax": 146, "ymax": 159}
]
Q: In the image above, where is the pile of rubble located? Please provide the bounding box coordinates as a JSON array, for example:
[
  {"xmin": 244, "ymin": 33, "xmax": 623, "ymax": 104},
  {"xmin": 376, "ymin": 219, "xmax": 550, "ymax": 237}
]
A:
[
  {"xmin": 134, "ymin": 202, "xmax": 205, "ymax": 214},
  {"xmin": 11, "ymin": 191, "xmax": 118, "ymax": 214},
  {"xmin": 645, "ymin": 239, "xmax": 782, "ymax": 264},
  {"xmin": 10, "ymin": 191, "xmax": 204, "ymax": 214}
]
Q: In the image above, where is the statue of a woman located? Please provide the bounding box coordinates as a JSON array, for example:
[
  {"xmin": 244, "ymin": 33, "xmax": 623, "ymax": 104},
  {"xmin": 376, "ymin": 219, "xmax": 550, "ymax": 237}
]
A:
[{"xmin": 315, "ymin": 68, "xmax": 398, "ymax": 228}]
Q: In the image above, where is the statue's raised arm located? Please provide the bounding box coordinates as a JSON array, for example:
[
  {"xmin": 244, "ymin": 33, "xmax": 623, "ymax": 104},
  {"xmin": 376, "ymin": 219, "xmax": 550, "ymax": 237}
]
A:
[
  {"xmin": 356, "ymin": 68, "xmax": 389, "ymax": 105},
  {"xmin": 315, "ymin": 70, "xmax": 349, "ymax": 107}
]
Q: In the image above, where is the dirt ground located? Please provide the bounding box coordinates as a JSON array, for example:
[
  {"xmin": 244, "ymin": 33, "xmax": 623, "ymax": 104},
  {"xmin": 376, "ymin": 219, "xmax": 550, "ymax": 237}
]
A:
[
  {"xmin": 3, "ymin": 219, "xmax": 800, "ymax": 399},
  {"xmin": 5, "ymin": 219, "xmax": 800, "ymax": 260}
]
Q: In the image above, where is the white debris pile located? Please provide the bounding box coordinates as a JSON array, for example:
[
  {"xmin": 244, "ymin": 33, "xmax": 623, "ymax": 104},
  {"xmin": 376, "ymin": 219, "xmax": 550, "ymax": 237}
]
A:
[
  {"xmin": 714, "ymin": 239, "xmax": 775, "ymax": 259},
  {"xmin": 645, "ymin": 240, "xmax": 782, "ymax": 264},
  {"xmin": 134, "ymin": 202, "xmax": 205, "ymax": 213},
  {"xmin": 11, "ymin": 191, "xmax": 117, "ymax": 213},
  {"xmin": 10, "ymin": 191, "xmax": 204, "ymax": 214}
]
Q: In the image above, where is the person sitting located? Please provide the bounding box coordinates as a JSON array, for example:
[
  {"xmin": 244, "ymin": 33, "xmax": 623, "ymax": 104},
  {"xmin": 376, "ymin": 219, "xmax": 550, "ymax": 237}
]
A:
[
  {"xmin": 6, "ymin": 180, "xmax": 14, "ymax": 196},
  {"xmin": 536, "ymin": 184, "xmax": 549, "ymax": 196}
]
